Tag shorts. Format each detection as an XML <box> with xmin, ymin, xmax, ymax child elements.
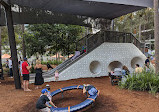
<box><xmin>39</xmin><ymin>107</ymin><xmax>50</xmax><ymax>112</ymax></box>
<box><xmin>88</xmin><ymin>88</ymin><xmax>98</xmax><ymax>96</ymax></box>
<box><xmin>23</xmin><ymin>74</ymin><xmax>30</xmax><ymax>80</ymax></box>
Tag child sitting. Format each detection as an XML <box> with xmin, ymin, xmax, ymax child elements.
<box><xmin>36</xmin><ymin>89</ymin><xmax>57</xmax><ymax>112</ymax></box>
<box><xmin>83</xmin><ymin>84</ymin><xmax>98</xmax><ymax>96</ymax></box>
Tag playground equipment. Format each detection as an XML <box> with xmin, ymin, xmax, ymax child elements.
<box><xmin>29</xmin><ymin>31</ymin><xmax>154</xmax><ymax>83</ymax></box>
<box><xmin>50</xmin><ymin>85</ymin><xmax>98</xmax><ymax>112</ymax></box>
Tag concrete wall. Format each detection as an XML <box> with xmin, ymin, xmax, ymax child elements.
<box><xmin>58</xmin><ymin>43</ymin><xmax>147</xmax><ymax>81</ymax></box>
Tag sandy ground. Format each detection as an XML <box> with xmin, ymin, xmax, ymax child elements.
<box><xmin>0</xmin><ymin>76</ymin><xmax>159</xmax><ymax>112</ymax></box>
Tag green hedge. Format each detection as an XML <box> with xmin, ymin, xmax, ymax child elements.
<box><xmin>119</xmin><ymin>71</ymin><xmax>159</xmax><ymax>95</ymax></box>
<box><xmin>41</xmin><ymin>60</ymin><xmax>63</xmax><ymax>65</ymax></box>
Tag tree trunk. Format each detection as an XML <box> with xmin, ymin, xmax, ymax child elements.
<box><xmin>154</xmin><ymin>0</ymin><xmax>159</xmax><ymax>74</ymax></box>
<box><xmin>0</xmin><ymin>27</ymin><xmax>4</xmax><ymax>80</ymax></box>
<box><xmin>22</xmin><ymin>24</ymin><xmax>26</xmax><ymax>59</ymax></box>
<box><xmin>5</xmin><ymin>5</ymin><xmax>21</xmax><ymax>89</ymax></box>
<box><xmin>139</xmin><ymin>23</ymin><xmax>141</xmax><ymax>42</ymax></box>
<box><xmin>56</xmin><ymin>52</ymin><xmax>58</xmax><ymax>61</ymax></box>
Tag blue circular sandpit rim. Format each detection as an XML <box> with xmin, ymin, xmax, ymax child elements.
<box><xmin>50</xmin><ymin>85</ymin><xmax>98</xmax><ymax>112</ymax></box>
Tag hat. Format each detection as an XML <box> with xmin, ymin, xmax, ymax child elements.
<box><xmin>41</xmin><ymin>89</ymin><xmax>48</xmax><ymax>94</ymax></box>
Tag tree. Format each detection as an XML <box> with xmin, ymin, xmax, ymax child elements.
<box><xmin>114</xmin><ymin>8</ymin><xmax>154</xmax><ymax>41</ymax></box>
<box><xmin>25</xmin><ymin>24</ymin><xmax>85</xmax><ymax>58</ymax></box>
<box><xmin>154</xmin><ymin>0</ymin><xmax>159</xmax><ymax>74</ymax></box>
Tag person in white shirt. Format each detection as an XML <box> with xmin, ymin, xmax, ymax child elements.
<box><xmin>19</xmin><ymin>57</ymin><xmax>23</xmax><ymax>76</ymax></box>
<box><xmin>8</xmin><ymin>57</ymin><xmax>13</xmax><ymax>78</ymax></box>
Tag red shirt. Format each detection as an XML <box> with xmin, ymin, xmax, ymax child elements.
<box><xmin>22</xmin><ymin>61</ymin><xmax>29</xmax><ymax>74</ymax></box>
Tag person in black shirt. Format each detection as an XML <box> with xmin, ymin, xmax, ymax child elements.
<box><xmin>36</xmin><ymin>89</ymin><xmax>57</xmax><ymax>112</ymax></box>
<box><xmin>47</xmin><ymin>62</ymin><xmax>53</xmax><ymax>70</ymax></box>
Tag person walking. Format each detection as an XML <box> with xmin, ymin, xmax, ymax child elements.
<box><xmin>34</xmin><ymin>60</ymin><xmax>44</xmax><ymax>89</ymax></box>
<box><xmin>8</xmin><ymin>57</ymin><xmax>13</xmax><ymax>78</ymax></box>
<box><xmin>22</xmin><ymin>58</ymin><xmax>31</xmax><ymax>91</ymax></box>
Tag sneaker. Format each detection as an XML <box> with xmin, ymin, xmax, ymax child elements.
<box><xmin>9</xmin><ymin>76</ymin><xmax>13</xmax><ymax>78</ymax></box>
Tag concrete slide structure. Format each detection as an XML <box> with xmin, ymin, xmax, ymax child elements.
<box><xmin>42</xmin><ymin>43</ymin><xmax>150</xmax><ymax>82</ymax></box>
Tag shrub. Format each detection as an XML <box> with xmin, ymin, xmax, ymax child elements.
<box><xmin>41</xmin><ymin>60</ymin><xmax>63</xmax><ymax>65</ymax></box>
<box><xmin>52</xmin><ymin>60</ymin><xmax>63</xmax><ymax>65</ymax></box>
<box><xmin>118</xmin><ymin>71</ymin><xmax>159</xmax><ymax>95</ymax></box>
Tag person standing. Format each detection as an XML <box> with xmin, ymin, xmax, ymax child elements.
<box><xmin>19</xmin><ymin>57</ymin><xmax>23</xmax><ymax>76</ymax></box>
<box><xmin>6</xmin><ymin>59</ymin><xmax>9</xmax><ymax>68</ymax></box>
<box><xmin>145</xmin><ymin>57</ymin><xmax>150</xmax><ymax>67</ymax></box>
<box><xmin>34</xmin><ymin>60</ymin><xmax>44</xmax><ymax>89</ymax></box>
<box><xmin>22</xmin><ymin>57</ymin><xmax>31</xmax><ymax>91</ymax></box>
<box><xmin>8</xmin><ymin>57</ymin><xmax>13</xmax><ymax>78</ymax></box>
<box><xmin>47</xmin><ymin>62</ymin><xmax>53</xmax><ymax>71</ymax></box>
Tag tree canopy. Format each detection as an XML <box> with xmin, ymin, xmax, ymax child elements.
<box><xmin>114</xmin><ymin>8</ymin><xmax>154</xmax><ymax>41</ymax></box>
<box><xmin>25</xmin><ymin>24</ymin><xmax>85</xmax><ymax>57</ymax></box>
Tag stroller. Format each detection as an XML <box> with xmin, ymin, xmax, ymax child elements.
<box><xmin>109</xmin><ymin>68</ymin><xmax>123</xmax><ymax>86</ymax></box>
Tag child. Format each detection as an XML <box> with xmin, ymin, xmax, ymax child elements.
<box><xmin>55</xmin><ymin>70</ymin><xmax>59</xmax><ymax>81</ymax></box>
<box><xmin>83</xmin><ymin>84</ymin><xmax>98</xmax><ymax>96</ymax></box>
<box><xmin>46</xmin><ymin>84</ymin><xmax>52</xmax><ymax>106</ymax></box>
<box><xmin>36</xmin><ymin>89</ymin><xmax>57</xmax><ymax>112</ymax></box>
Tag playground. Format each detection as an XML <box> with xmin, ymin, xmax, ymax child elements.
<box><xmin>1</xmin><ymin>0</ymin><xmax>159</xmax><ymax>112</ymax></box>
<box><xmin>0</xmin><ymin>76</ymin><xmax>159</xmax><ymax>112</ymax></box>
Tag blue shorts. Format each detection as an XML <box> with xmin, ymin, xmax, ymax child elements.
<box><xmin>88</xmin><ymin>88</ymin><xmax>98</xmax><ymax>96</ymax></box>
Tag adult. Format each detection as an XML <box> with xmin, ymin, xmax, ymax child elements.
<box><xmin>36</xmin><ymin>89</ymin><xmax>57</xmax><ymax>112</ymax></box>
<box><xmin>8</xmin><ymin>57</ymin><xmax>13</xmax><ymax>78</ymax></box>
<box><xmin>122</xmin><ymin>66</ymin><xmax>130</xmax><ymax>75</ymax></box>
<box><xmin>19</xmin><ymin>57</ymin><xmax>23</xmax><ymax>76</ymax></box>
<box><xmin>19</xmin><ymin>57</ymin><xmax>24</xmax><ymax>88</ymax></box>
<box><xmin>83</xmin><ymin>84</ymin><xmax>98</xmax><ymax>96</ymax></box>
<box><xmin>45</xmin><ymin>84</ymin><xmax>52</xmax><ymax>106</ymax></box>
<box><xmin>135</xmin><ymin>64</ymin><xmax>143</xmax><ymax>74</ymax></box>
<box><xmin>145</xmin><ymin>57</ymin><xmax>150</xmax><ymax>67</ymax></box>
<box><xmin>34</xmin><ymin>60</ymin><xmax>44</xmax><ymax>89</ymax></box>
<box><xmin>47</xmin><ymin>62</ymin><xmax>53</xmax><ymax>70</ymax></box>
<box><xmin>5</xmin><ymin>59</ymin><xmax>9</xmax><ymax>68</ymax></box>
<box><xmin>22</xmin><ymin>57</ymin><xmax>31</xmax><ymax>91</ymax></box>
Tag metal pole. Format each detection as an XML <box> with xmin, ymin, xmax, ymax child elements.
<box><xmin>5</xmin><ymin>4</ymin><xmax>21</xmax><ymax>89</ymax></box>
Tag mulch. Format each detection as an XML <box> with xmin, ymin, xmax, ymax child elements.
<box><xmin>0</xmin><ymin>76</ymin><xmax>159</xmax><ymax>112</ymax></box>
